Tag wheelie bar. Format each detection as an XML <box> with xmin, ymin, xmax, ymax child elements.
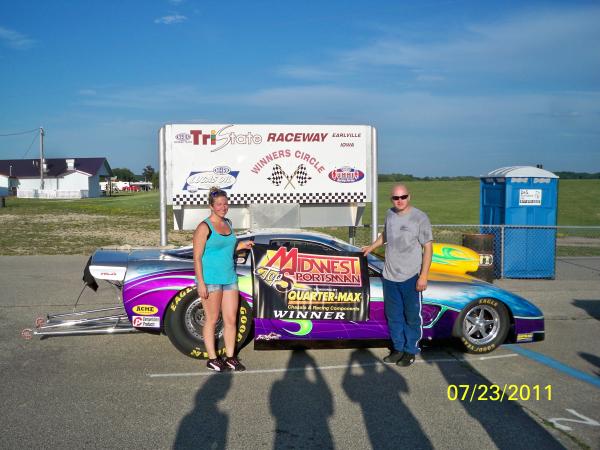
<box><xmin>30</xmin><ymin>306</ymin><xmax>138</xmax><ymax>337</ymax></box>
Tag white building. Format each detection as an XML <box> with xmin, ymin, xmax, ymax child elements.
<box><xmin>0</xmin><ymin>157</ymin><xmax>113</xmax><ymax>199</ymax></box>
<box><xmin>0</xmin><ymin>173</ymin><xmax>12</xmax><ymax>197</ymax></box>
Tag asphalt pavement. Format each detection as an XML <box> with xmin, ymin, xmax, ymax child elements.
<box><xmin>1</xmin><ymin>256</ymin><xmax>599</xmax><ymax>449</ymax></box>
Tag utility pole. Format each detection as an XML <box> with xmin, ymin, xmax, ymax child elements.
<box><xmin>39</xmin><ymin>127</ymin><xmax>45</xmax><ymax>190</ymax></box>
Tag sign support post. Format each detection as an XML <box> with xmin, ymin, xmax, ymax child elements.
<box><xmin>159</xmin><ymin>127</ymin><xmax>168</xmax><ymax>246</ymax></box>
<box><xmin>371</xmin><ymin>127</ymin><xmax>378</xmax><ymax>243</ymax></box>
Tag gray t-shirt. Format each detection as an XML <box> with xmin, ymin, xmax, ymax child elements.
<box><xmin>383</xmin><ymin>206</ymin><xmax>433</xmax><ymax>282</ymax></box>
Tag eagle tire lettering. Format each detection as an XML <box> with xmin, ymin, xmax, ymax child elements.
<box><xmin>164</xmin><ymin>286</ymin><xmax>253</xmax><ymax>360</ymax></box>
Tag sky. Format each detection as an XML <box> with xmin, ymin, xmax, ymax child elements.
<box><xmin>0</xmin><ymin>0</ymin><xmax>599</xmax><ymax>177</ymax></box>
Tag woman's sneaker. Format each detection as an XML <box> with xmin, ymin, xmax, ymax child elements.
<box><xmin>207</xmin><ymin>358</ymin><xmax>229</xmax><ymax>372</ymax></box>
<box><xmin>225</xmin><ymin>356</ymin><xmax>246</xmax><ymax>372</ymax></box>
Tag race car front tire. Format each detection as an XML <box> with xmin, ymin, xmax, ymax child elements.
<box><xmin>164</xmin><ymin>286</ymin><xmax>253</xmax><ymax>360</ymax></box>
<box><xmin>455</xmin><ymin>298</ymin><xmax>510</xmax><ymax>354</ymax></box>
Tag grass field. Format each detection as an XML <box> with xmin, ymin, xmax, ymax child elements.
<box><xmin>0</xmin><ymin>192</ymin><xmax>192</xmax><ymax>255</ymax></box>
<box><xmin>1</xmin><ymin>180</ymin><xmax>598</xmax><ymax>255</ymax></box>
<box><xmin>366</xmin><ymin>179</ymin><xmax>600</xmax><ymax>225</ymax></box>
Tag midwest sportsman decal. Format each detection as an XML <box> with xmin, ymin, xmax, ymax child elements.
<box><xmin>252</xmin><ymin>244</ymin><xmax>370</xmax><ymax>321</ymax></box>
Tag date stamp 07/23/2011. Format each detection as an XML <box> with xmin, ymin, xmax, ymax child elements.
<box><xmin>447</xmin><ymin>384</ymin><xmax>552</xmax><ymax>402</ymax></box>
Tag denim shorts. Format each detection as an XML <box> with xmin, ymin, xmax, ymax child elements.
<box><xmin>206</xmin><ymin>283</ymin><xmax>239</xmax><ymax>293</ymax></box>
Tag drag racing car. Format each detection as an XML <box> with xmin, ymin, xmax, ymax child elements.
<box><xmin>32</xmin><ymin>230</ymin><xmax>544</xmax><ymax>358</ymax></box>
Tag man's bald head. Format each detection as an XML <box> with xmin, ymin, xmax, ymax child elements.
<box><xmin>391</xmin><ymin>184</ymin><xmax>409</xmax><ymax>196</ymax></box>
<box><xmin>390</xmin><ymin>184</ymin><xmax>411</xmax><ymax>212</ymax></box>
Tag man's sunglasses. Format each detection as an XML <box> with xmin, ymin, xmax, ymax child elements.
<box><xmin>391</xmin><ymin>194</ymin><xmax>409</xmax><ymax>200</ymax></box>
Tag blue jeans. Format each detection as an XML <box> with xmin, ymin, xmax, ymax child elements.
<box><xmin>383</xmin><ymin>275</ymin><xmax>422</xmax><ymax>355</ymax></box>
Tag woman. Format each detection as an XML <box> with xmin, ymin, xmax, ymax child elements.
<box><xmin>193</xmin><ymin>187</ymin><xmax>253</xmax><ymax>372</ymax></box>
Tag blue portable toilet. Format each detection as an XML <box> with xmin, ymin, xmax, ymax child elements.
<box><xmin>480</xmin><ymin>166</ymin><xmax>559</xmax><ymax>279</ymax></box>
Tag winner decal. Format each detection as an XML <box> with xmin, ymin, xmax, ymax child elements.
<box><xmin>252</xmin><ymin>244</ymin><xmax>370</xmax><ymax>321</ymax></box>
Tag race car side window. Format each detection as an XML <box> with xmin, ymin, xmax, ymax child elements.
<box><xmin>368</xmin><ymin>265</ymin><xmax>382</xmax><ymax>278</ymax></box>
<box><xmin>269</xmin><ymin>239</ymin><xmax>331</xmax><ymax>255</ymax></box>
<box><xmin>269</xmin><ymin>239</ymin><xmax>292</xmax><ymax>249</ymax></box>
<box><xmin>236</xmin><ymin>248</ymin><xmax>251</xmax><ymax>266</ymax></box>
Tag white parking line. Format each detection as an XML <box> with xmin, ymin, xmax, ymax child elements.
<box><xmin>147</xmin><ymin>353</ymin><xmax>519</xmax><ymax>378</ymax></box>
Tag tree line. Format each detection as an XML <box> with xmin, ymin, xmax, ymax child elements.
<box><xmin>553</xmin><ymin>172</ymin><xmax>600</xmax><ymax>179</ymax></box>
<box><xmin>109</xmin><ymin>168</ymin><xmax>599</xmax><ymax>187</ymax></box>
<box><xmin>112</xmin><ymin>165</ymin><xmax>159</xmax><ymax>188</ymax></box>
<box><xmin>379</xmin><ymin>172</ymin><xmax>599</xmax><ymax>181</ymax></box>
<box><xmin>378</xmin><ymin>173</ymin><xmax>477</xmax><ymax>181</ymax></box>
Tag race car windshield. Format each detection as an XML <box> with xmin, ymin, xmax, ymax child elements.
<box><xmin>329</xmin><ymin>237</ymin><xmax>384</xmax><ymax>266</ymax></box>
<box><xmin>165</xmin><ymin>247</ymin><xmax>193</xmax><ymax>259</ymax></box>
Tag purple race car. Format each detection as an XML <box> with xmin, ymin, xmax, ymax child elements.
<box><xmin>33</xmin><ymin>229</ymin><xmax>544</xmax><ymax>358</ymax></box>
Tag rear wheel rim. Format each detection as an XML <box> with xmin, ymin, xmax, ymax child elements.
<box><xmin>184</xmin><ymin>298</ymin><xmax>223</xmax><ymax>341</ymax></box>
<box><xmin>462</xmin><ymin>304</ymin><xmax>500</xmax><ymax>345</ymax></box>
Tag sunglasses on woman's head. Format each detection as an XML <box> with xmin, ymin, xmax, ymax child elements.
<box><xmin>391</xmin><ymin>194</ymin><xmax>409</xmax><ymax>200</ymax></box>
<box><xmin>211</xmin><ymin>190</ymin><xmax>226</xmax><ymax>197</ymax></box>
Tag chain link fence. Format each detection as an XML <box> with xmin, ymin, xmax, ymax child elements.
<box><xmin>318</xmin><ymin>224</ymin><xmax>600</xmax><ymax>279</ymax></box>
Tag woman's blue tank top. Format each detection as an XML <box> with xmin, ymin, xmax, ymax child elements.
<box><xmin>201</xmin><ymin>218</ymin><xmax>237</xmax><ymax>284</ymax></box>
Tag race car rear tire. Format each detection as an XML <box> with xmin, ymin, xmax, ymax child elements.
<box><xmin>456</xmin><ymin>298</ymin><xmax>509</xmax><ymax>354</ymax></box>
<box><xmin>164</xmin><ymin>286</ymin><xmax>253</xmax><ymax>360</ymax></box>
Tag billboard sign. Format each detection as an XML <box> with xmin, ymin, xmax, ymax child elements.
<box><xmin>164</xmin><ymin>124</ymin><xmax>373</xmax><ymax>206</ymax></box>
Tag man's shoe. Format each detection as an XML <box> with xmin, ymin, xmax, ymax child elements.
<box><xmin>397</xmin><ymin>352</ymin><xmax>416</xmax><ymax>367</ymax></box>
<box><xmin>383</xmin><ymin>350</ymin><xmax>404</xmax><ymax>364</ymax></box>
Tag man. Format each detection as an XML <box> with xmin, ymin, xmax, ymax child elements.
<box><xmin>362</xmin><ymin>184</ymin><xmax>433</xmax><ymax>367</ymax></box>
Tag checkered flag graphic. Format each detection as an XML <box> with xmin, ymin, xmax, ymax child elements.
<box><xmin>295</xmin><ymin>164</ymin><xmax>311</xmax><ymax>186</ymax></box>
<box><xmin>267</xmin><ymin>164</ymin><xmax>286</xmax><ymax>186</ymax></box>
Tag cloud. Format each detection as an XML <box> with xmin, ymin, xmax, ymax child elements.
<box><xmin>238</xmin><ymin>85</ymin><xmax>599</xmax><ymax>124</ymax></box>
<box><xmin>79</xmin><ymin>81</ymin><xmax>600</xmax><ymax>135</ymax></box>
<box><xmin>415</xmin><ymin>74</ymin><xmax>445</xmax><ymax>83</ymax></box>
<box><xmin>277</xmin><ymin>65</ymin><xmax>338</xmax><ymax>81</ymax></box>
<box><xmin>77</xmin><ymin>85</ymin><xmax>206</xmax><ymax>109</ymax></box>
<box><xmin>240</xmin><ymin>85</ymin><xmax>368</xmax><ymax>110</ymax></box>
<box><xmin>340</xmin><ymin>7</ymin><xmax>600</xmax><ymax>86</ymax></box>
<box><xmin>154</xmin><ymin>14</ymin><xmax>187</xmax><ymax>25</ymax></box>
<box><xmin>0</xmin><ymin>26</ymin><xmax>35</xmax><ymax>49</ymax></box>
<box><xmin>52</xmin><ymin>81</ymin><xmax>600</xmax><ymax>176</ymax></box>
<box><xmin>274</xmin><ymin>6</ymin><xmax>600</xmax><ymax>89</ymax></box>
